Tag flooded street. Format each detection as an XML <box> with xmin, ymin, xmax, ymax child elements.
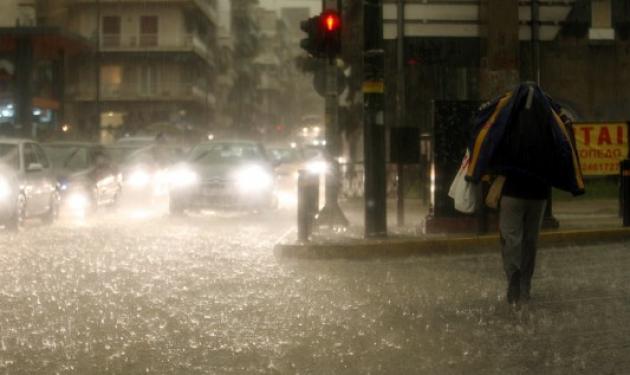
<box><xmin>0</xmin><ymin>208</ymin><xmax>628</xmax><ymax>374</ymax></box>
<box><xmin>1</xmin><ymin>0</ymin><xmax>629</xmax><ymax>373</ymax></box>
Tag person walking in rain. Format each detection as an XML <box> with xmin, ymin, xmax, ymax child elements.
<box><xmin>466</xmin><ymin>82</ymin><xmax>585</xmax><ymax>306</ymax></box>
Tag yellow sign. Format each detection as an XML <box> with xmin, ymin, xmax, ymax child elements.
<box><xmin>362</xmin><ymin>80</ymin><xmax>384</xmax><ymax>94</ymax></box>
<box><xmin>574</xmin><ymin>123</ymin><xmax>628</xmax><ymax>175</ymax></box>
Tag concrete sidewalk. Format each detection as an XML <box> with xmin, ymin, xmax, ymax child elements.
<box><xmin>275</xmin><ymin>198</ymin><xmax>630</xmax><ymax>259</ymax></box>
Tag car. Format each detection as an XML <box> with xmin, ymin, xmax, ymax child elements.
<box><xmin>114</xmin><ymin>135</ymin><xmax>159</xmax><ymax>147</ymax></box>
<box><xmin>266</xmin><ymin>144</ymin><xmax>307</xmax><ymax>207</ymax></box>
<box><xmin>104</xmin><ymin>143</ymin><xmax>185</xmax><ymax>204</ymax></box>
<box><xmin>42</xmin><ymin>142</ymin><xmax>122</xmax><ymax>213</ymax></box>
<box><xmin>0</xmin><ymin>138</ymin><xmax>59</xmax><ymax>230</ymax></box>
<box><xmin>115</xmin><ymin>131</ymin><xmax>180</xmax><ymax>147</ymax></box>
<box><xmin>168</xmin><ymin>140</ymin><xmax>277</xmax><ymax>214</ymax></box>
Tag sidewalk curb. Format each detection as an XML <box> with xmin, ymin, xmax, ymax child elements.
<box><xmin>274</xmin><ymin>227</ymin><xmax>630</xmax><ymax>259</ymax></box>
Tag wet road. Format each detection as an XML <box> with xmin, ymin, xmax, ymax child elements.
<box><xmin>0</xmin><ymin>206</ymin><xmax>629</xmax><ymax>374</ymax></box>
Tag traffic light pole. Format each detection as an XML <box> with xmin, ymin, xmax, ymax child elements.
<box><xmin>314</xmin><ymin>0</ymin><xmax>349</xmax><ymax>230</ymax></box>
<box><xmin>364</xmin><ymin>0</ymin><xmax>387</xmax><ymax>237</ymax></box>
<box><xmin>396</xmin><ymin>0</ymin><xmax>406</xmax><ymax>227</ymax></box>
<box><xmin>315</xmin><ymin>58</ymin><xmax>349</xmax><ymax>229</ymax></box>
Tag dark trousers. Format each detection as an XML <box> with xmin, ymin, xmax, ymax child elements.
<box><xmin>499</xmin><ymin>196</ymin><xmax>547</xmax><ymax>296</ymax></box>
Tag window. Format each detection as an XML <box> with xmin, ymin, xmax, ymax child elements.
<box><xmin>138</xmin><ymin>65</ymin><xmax>158</xmax><ymax>95</ymax></box>
<box><xmin>32</xmin><ymin>144</ymin><xmax>50</xmax><ymax>169</ymax></box>
<box><xmin>44</xmin><ymin>146</ymin><xmax>88</xmax><ymax>170</ymax></box>
<box><xmin>102</xmin><ymin>16</ymin><xmax>121</xmax><ymax>47</ymax></box>
<box><xmin>23</xmin><ymin>144</ymin><xmax>37</xmax><ymax>170</ymax></box>
<box><xmin>101</xmin><ymin>65</ymin><xmax>123</xmax><ymax>96</ymax></box>
<box><xmin>189</xmin><ymin>143</ymin><xmax>263</xmax><ymax>163</ymax></box>
<box><xmin>0</xmin><ymin>144</ymin><xmax>19</xmax><ymax>170</ymax></box>
<box><xmin>139</xmin><ymin>16</ymin><xmax>158</xmax><ymax>47</ymax></box>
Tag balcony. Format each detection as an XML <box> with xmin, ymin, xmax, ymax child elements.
<box><xmin>69</xmin><ymin>0</ymin><xmax>217</xmax><ymax>24</ymax></box>
<box><xmin>100</xmin><ymin>33</ymin><xmax>211</xmax><ymax>63</ymax></box>
<box><xmin>68</xmin><ymin>81</ymin><xmax>210</xmax><ymax>105</ymax></box>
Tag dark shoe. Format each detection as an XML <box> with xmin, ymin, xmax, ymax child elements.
<box><xmin>520</xmin><ymin>289</ymin><xmax>530</xmax><ymax>303</ymax></box>
<box><xmin>507</xmin><ymin>271</ymin><xmax>521</xmax><ymax>304</ymax></box>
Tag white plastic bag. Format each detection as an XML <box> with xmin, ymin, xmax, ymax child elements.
<box><xmin>448</xmin><ymin>150</ymin><xmax>479</xmax><ymax>213</ymax></box>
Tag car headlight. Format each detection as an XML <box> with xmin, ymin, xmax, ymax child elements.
<box><xmin>169</xmin><ymin>167</ymin><xmax>199</xmax><ymax>188</ymax></box>
<box><xmin>57</xmin><ymin>178</ymin><xmax>69</xmax><ymax>191</ymax></box>
<box><xmin>127</xmin><ymin>169</ymin><xmax>151</xmax><ymax>188</ymax></box>
<box><xmin>305</xmin><ymin>160</ymin><xmax>329</xmax><ymax>175</ymax></box>
<box><xmin>67</xmin><ymin>192</ymin><xmax>89</xmax><ymax>211</ymax></box>
<box><xmin>0</xmin><ymin>176</ymin><xmax>11</xmax><ymax>199</ymax></box>
<box><xmin>235</xmin><ymin>165</ymin><xmax>273</xmax><ymax>192</ymax></box>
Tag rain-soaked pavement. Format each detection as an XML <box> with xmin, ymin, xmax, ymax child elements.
<box><xmin>0</xmin><ymin>205</ymin><xmax>629</xmax><ymax>374</ymax></box>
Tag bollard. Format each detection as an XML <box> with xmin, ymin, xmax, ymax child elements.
<box><xmin>297</xmin><ymin>170</ymin><xmax>320</xmax><ymax>241</ymax></box>
<box><xmin>620</xmin><ymin>160</ymin><xmax>630</xmax><ymax>227</ymax></box>
<box><xmin>297</xmin><ymin>170</ymin><xmax>309</xmax><ymax>242</ymax></box>
<box><xmin>306</xmin><ymin>172</ymin><xmax>320</xmax><ymax>227</ymax></box>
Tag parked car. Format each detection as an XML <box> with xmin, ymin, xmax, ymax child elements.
<box><xmin>42</xmin><ymin>142</ymin><xmax>121</xmax><ymax>213</ymax></box>
<box><xmin>0</xmin><ymin>138</ymin><xmax>59</xmax><ymax>230</ymax></box>
<box><xmin>168</xmin><ymin>140</ymin><xmax>277</xmax><ymax>214</ymax></box>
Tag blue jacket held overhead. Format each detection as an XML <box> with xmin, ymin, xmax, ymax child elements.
<box><xmin>466</xmin><ymin>83</ymin><xmax>585</xmax><ymax>196</ymax></box>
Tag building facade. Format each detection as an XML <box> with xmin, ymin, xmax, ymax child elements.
<box><xmin>40</xmin><ymin>0</ymin><xmax>218</xmax><ymax>142</ymax></box>
<box><xmin>383</xmin><ymin>0</ymin><xmax>630</xmax><ymax>134</ymax></box>
<box><xmin>0</xmin><ymin>0</ymin><xmax>91</xmax><ymax>138</ymax></box>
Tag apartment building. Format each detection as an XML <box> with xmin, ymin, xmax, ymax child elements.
<box><xmin>45</xmin><ymin>0</ymin><xmax>218</xmax><ymax>141</ymax></box>
<box><xmin>0</xmin><ymin>0</ymin><xmax>92</xmax><ymax>138</ymax></box>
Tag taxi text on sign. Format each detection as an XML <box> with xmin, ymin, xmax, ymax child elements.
<box><xmin>574</xmin><ymin>123</ymin><xmax>628</xmax><ymax>176</ymax></box>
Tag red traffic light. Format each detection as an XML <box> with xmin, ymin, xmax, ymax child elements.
<box><xmin>321</xmin><ymin>11</ymin><xmax>340</xmax><ymax>33</ymax></box>
<box><xmin>299</xmin><ymin>11</ymin><xmax>341</xmax><ymax>58</ymax></box>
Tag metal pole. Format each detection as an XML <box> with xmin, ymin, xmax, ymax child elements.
<box><xmin>531</xmin><ymin>0</ymin><xmax>540</xmax><ymax>84</ymax></box>
<box><xmin>623</xmin><ymin>122</ymin><xmax>630</xmax><ymax>217</ymax></box>
<box><xmin>532</xmin><ymin>0</ymin><xmax>557</xmax><ymax>226</ymax></box>
<box><xmin>622</xmin><ymin>160</ymin><xmax>630</xmax><ymax>227</ymax></box>
<box><xmin>396</xmin><ymin>0</ymin><xmax>405</xmax><ymax>226</ymax></box>
<box><xmin>364</xmin><ymin>0</ymin><xmax>387</xmax><ymax>237</ymax></box>
<box><xmin>297</xmin><ymin>171</ymin><xmax>310</xmax><ymax>242</ymax></box>
<box><xmin>95</xmin><ymin>0</ymin><xmax>102</xmax><ymax>141</ymax></box>
<box><xmin>396</xmin><ymin>163</ymin><xmax>404</xmax><ymax>226</ymax></box>
<box><xmin>325</xmin><ymin>58</ymin><xmax>339</xmax><ymax>180</ymax></box>
<box><xmin>315</xmin><ymin>0</ymin><xmax>349</xmax><ymax>229</ymax></box>
<box><xmin>298</xmin><ymin>170</ymin><xmax>321</xmax><ymax>241</ymax></box>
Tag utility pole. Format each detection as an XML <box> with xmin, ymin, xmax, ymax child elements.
<box><xmin>531</xmin><ymin>0</ymin><xmax>540</xmax><ymax>83</ymax></box>
<box><xmin>315</xmin><ymin>1</ymin><xmax>349</xmax><ymax>229</ymax></box>
<box><xmin>95</xmin><ymin>0</ymin><xmax>102</xmax><ymax>141</ymax></box>
<box><xmin>531</xmin><ymin>0</ymin><xmax>556</xmax><ymax>227</ymax></box>
<box><xmin>363</xmin><ymin>0</ymin><xmax>387</xmax><ymax>237</ymax></box>
<box><xmin>395</xmin><ymin>0</ymin><xmax>405</xmax><ymax>227</ymax></box>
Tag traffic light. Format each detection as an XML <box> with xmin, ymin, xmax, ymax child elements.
<box><xmin>320</xmin><ymin>10</ymin><xmax>341</xmax><ymax>57</ymax></box>
<box><xmin>300</xmin><ymin>16</ymin><xmax>321</xmax><ymax>57</ymax></box>
<box><xmin>299</xmin><ymin>10</ymin><xmax>342</xmax><ymax>59</ymax></box>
